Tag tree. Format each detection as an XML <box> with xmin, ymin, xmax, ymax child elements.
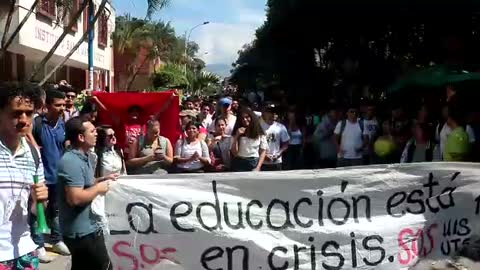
<box><xmin>39</xmin><ymin>0</ymin><xmax>173</xmax><ymax>85</ymax></box>
<box><xmin>112</xmin><ymin>17</ymin><xmax>178</xmax><ymax>91</ymax></box>
<box><xmin>1</xmin><ymin>0</ymin><xmax>15</xmax><ymax>49</ymax></box>
<box><xmin>39</xmin><ymin>0</ymin><xmax>109</xmax><ymax>85</ymax></box>
<box><xmin>1</xmin><ymin>0</ymin><xmax>38</xmax><ymax>59</ymax></box>
<box><xmin>127</xmin><ymin>21</ymin><xmax>176</xmax><ymax>90</ymax></box>
<box><xmin>187</xmin><ymin>70</ymin><xmax>220</xmax><ymax>95</ymax></box>
<box><xmin>145</xmin><ymin>0</ymin><xmax>171</xmax><ymax>19</ymax></box>
<box><xmin>112</xmin><ymin>15</ymin><xmax>147</xmax><ymax>55</ymax></box>
<box><xmin>150</xmin><ymin>64</ymin><xmax>220</xmax><ymax>95</ymax></box>
<box><xmin>151</xmin><ymin>63</ymin><xmax>188</xmax><ymax>90</ymax></box>
<box><xmin>231</xmin><ymin>0</ymin><xmax>480</xmax><ymax>103</ymax></box>
<box><xmin>29</xmin><ymin>0</ymin><xmax>89</xmax><ymax>80</ymax></box>
<box><xmin>167</xmin><ymin>37</ymin><xmax>200</xmax><ymax>65</ymax></box>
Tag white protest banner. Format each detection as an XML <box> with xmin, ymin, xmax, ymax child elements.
<box><xmin>105</xmin><ymin>162</ymin><xmax>480</xmax><ymax>270</ymax></box>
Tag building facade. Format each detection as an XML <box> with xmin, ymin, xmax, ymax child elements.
<box><xmin>0</xmin><ymin>0</ymin><xmax>115</xmax><ymax>91</ymax></box>
<box><xmin>114</xmin><ymin>47</ymin><xmax>163</xmax><ymax>92</ymax></box>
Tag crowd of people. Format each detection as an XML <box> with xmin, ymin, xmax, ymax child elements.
<box><xmin>167</xmin><ymin>87</ymin><xmax>478</xmax><ymax>174</ymax></box>
<box><xmin>0</xmin><ymin>79</ymin><xmax>478</xmax><ymax>270</ymax></box>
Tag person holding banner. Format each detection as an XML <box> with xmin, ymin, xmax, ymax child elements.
<box><xmin>57</xmin><ymin>117</ymin><xmax>118</xmax><ymax>270</ymax></box>
<box><xmin>95</xmin><ymin>125</ymin><xmax>127</xmax><ymax>177</ymax></box>
<box><xmin>231</xmin><ymin>108</ymin><xmax>268</xmax><ymax>171</ymax></box>
<box><xmin>0</xmin><ymin>82</ymin><xmax>49</xmax><ymax>270</ymax></box>
<box><xmin>173</xmin><ymin>122</ymin><xmax>210</xmax><ymax>173</ymax></box>
<box><xmin>93</xmin><ymin>126</ymin><xmax>127</xmax><ymax>234</ymax></box>
<box><xmin>90</xmin><ymin>91</ymin><xmax>177</xmax><ymax>158</ymax></box>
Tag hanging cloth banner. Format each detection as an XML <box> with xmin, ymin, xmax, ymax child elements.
<box><xmin>105</xmin><ymin>162</ymin><xmax>480</xmax><ymax>270</ymax></box>
<box><xmin>94</xmin><ymin>91</ymin><xmax>181</xmax><ymax>149</ymax></box>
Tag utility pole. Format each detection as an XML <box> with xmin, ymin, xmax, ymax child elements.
<box><xmin>88</xmin><ymin>0</ymin><xmax>94</xmax><ymax>90</ymax></box>
<box><xmin>184</xmin><ymin>21</ymin><xmax>209</xmax><ymax>75</ymax></box>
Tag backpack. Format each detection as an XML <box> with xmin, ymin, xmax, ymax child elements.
<box><xmin>26</xmin><ymin>140</ymin><xmax>41</xmax><ymax>174</ymax></box>
<box><xmin>32</xmin><ymin>115</ymin><xmax>43</xmax><ymax>147</ymax></box>
<box><xmin>338</xmin><ymin>119</ymin><xmax>364</xmax><ymax>143</ymax></box>
<box><xmin>405</xmin><ymin>140</ymin><xmax>434</xmax><ymax>163</ymax></box>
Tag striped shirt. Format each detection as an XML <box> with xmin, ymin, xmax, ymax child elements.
<box><xmin>0</xmin><ymin>137</ymin><xmax>44</xmax><ymax>261</ymax></box>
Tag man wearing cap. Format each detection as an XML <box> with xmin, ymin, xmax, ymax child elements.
<box><xmin>260</xmin><ymin>104</ymin><xmax>290</xmax><ymax>171</ymax></box>
<box><xmin>208</xmin><ymin>97</ymin><xmax>236</xmax><ymax>136</ymax></box>
<box><xmin>179</xmin><ymin>110</ymin><xmax>197</xmax><ymax>131</ymax></box>
<box><xmin>179</xmin><ymin>109</ymin><xmax>208</xmax><ymax>141</ymax></box>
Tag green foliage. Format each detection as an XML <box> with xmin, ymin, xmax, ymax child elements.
<box><xmin>112</xmin><ymin>15</ymin><xmax>148</xmax><ymax>54</ymax></box>
<box><xmin>113</xmin><ymin>14</ymin><xmax>219</xmax><ymax>94</ymax></box>
<box><xmin>187</xmin><ymin>70</ymin><xmax>221</xmax><ymax>95</ymax></box>
<box><xmin>151</xmin><ymin>64</ymin><xmax>220</xmax><ymax>95</ymax></box>
<box><xmin>145</xmin><ymin>0</ymin><xmax>171</xmax><ymax>19</ymax></box>
<box><xmin>151</xmin><ymin>63</ymin><xmax>188</xmax><ymax>89</ymax></box>
<box><xmin>230</xmin><ymin>0</ymin><xmax>480</xmax><ymax>102</ymax></box>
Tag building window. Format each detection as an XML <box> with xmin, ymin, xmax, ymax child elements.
<box><xmin>82</xmin><ymin>2</ymin><xmax>89</xmax><ymax>33</ymax></box>
<box><xmin>98</xmin><ymin>12</ymin><xmax>108</xmax><ymax>48</ymax></box>
<box><xmin>83</xmin><ymin>2</ymin><xmax>97</xmax><ymax>35</ymax></box>
<box><xmin>38</xmin><ymin>0</ymin><xmax>56</xmax><ymax>19</ymax></box>
<box><xmin>64</xmin><ymin>0</ymin><xmax>80</xmax><ymax>32</ymax></box>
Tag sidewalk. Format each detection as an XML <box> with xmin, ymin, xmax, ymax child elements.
<box><xmin>38</xmin><ymin>246</ymin><xmax>70</xmax><ymax>270</ymax></box>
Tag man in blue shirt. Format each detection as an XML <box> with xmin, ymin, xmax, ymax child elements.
<box><xmin>31</xmin><ymin>90</ymin><xmax>70</xmax><ymax>262</ymax></box>
<box><xmin>58</xmin><ymin>117</ymin><xmax>117</xmax><ymax>270</ymax></box>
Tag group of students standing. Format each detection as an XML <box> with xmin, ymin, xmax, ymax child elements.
<box><xmin>304</xmin><ymin>89</ymin><xmax>477</xmax><ymax>168</ymax></box>
<box><xmin>1</xmin><ymin>78</ymin><xmax>476</xmax><ymax>270</ymax></box>
<box><xmin>176</xmin><ymin>97</ymin><xmax>294</xmax><ymax>173</ymax></box>
<box><xmin>0</xmin><ymin>81</ymin><xmax>120</xmax><ymax>270</ymax></box>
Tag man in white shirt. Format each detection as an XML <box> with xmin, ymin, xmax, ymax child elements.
<box><xmin>0</xmin><ymin>82</ymin><xmax>48</xmax><ymax>269</ymax></box>
<box><xmin>362</xmin><ymin>104</ymin><xmax>379</xmax><ymax>164</ymax></box>
<box><xmin>199</xmin><ymin>103</ymin><xmax>212</xmax><ymax>129</ymax></box>
<box><xmin>334</xmin><ymin>106</ymin><xmax>368</xmax><ymax>167</ymax></box>
<box><xmin>208</xmin><ymin>97</ymin><xmax>236</xmax><ymax>136</ymax></box>
<box><xmin>260</xmin><ymin>104</ymin><xmax>290</xmax><ymax>171</ymax></box>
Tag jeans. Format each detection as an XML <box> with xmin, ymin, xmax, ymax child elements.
<box><xmin>337</xmin><ymin>158</ymin><xmax>363</xmax><ymax>167</ymax></box>
<box><xmin>318</xmin><ymin>158</ymin><xmax>337</xmax><ymax>169</ymax></box>
<box><xmin>231</xmin><ymin>157</ymin><xmax>258</xmax><ymax>172</ymax></box>
<box><xmin>64</xmin><ymin>231</ymin><xmax>112</xmax><ymax>270</ymax></box>
<box><xmin>261</xmin><ymin>163</ymin><xmax>283</xmax><ymax>171</ymax></box>
<box><xmin>283</xmin><ymin>144</ymin><xmax>303</xmax><ymax>170</ymax></box>
<box><xmin>30</xmin><ymin>184</ymin><xmax>62</xmax><ymax>247</ymax></box>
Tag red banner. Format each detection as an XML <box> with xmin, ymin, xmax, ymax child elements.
<box><xmin>94</xmin><ymin>91</ymin><xmax>180</xmax><ymax>149</ymax></box>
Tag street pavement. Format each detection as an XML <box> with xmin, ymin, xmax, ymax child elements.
<box><xmin>38</xmin><ymin>246</ymin><xmax>70</xmax><ymax>270</ymax></box>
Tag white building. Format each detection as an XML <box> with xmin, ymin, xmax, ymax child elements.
<box><xmin>0</xmin><ymin>0</ymin><xmax>115</xmax><ymax>91</ymax></box>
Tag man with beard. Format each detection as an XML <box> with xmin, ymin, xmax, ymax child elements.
<box><xmin>0</xmin><ymin>82</ymin><xmax>48</xmax><ymax>269</ymax></box>
<box><xmin>57</xmin><ymin>117</ymin><xmax>117</xmax><ymax>269</ymax></box>
<box><xmin>31</xmin><ymin>90</ymin><xmax>71</xmax><ymax>262</ymax></box>
<box><xmin>231</xmin><ymin>99</ymin><xmax>240</xmax><ymax>116</ymax></box>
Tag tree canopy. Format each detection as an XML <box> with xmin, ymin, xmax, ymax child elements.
<box><xmin>230</xmin><ymin>0</ymin><xmax>480</xmax><ymax>104</ymax></box>
<box><xmin>113</xmin><ymin>15</ymin><xmax>219</xmax><ymax>94</ymax></box>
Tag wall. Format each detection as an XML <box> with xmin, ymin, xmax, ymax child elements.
<box><xmin>1</xmin><ymin>0</ymin><xmax>115</xmax><ymax>87</ymax></box>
